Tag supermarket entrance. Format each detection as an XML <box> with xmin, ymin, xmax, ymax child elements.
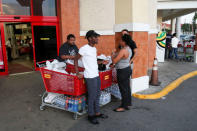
<box><xmin>4</xmin><ymin>22</ymin><xmax>34</xmax><ymax>74</ymax></box>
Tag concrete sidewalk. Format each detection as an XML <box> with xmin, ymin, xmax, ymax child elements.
<box><xmin>138</xmin><ymin>60</ymin><xmax>197</xmax><ymax>94</ymax></box>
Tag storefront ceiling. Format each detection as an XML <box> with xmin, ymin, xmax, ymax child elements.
<box><xmin>157</xmin><ymin>0</ymin><xmax>197</xmax><ymax>21</ymax></box>
<box><xmin>158</xmin><ymin>9</ymin><xmax>197</xmax><ymax>21</ymax></box>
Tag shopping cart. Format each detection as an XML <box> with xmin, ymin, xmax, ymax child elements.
<box><xmin>39</xmin><ymin>61</ymin><xmax>113</xmax><ymax>119</ymax></box>
<box><xmin>38</xmin><ymin>63</ymin><xmax>87</xmax><ymax>120</ymax></box>
<box><xmin>185</xmin><ymin>45</ymin><xmax>194</xmax><ymax>62</ymax></box>
<box><xmin>177</xmin><ymin>44</ymin><xmax>185</xmax><ymax>61</ymax></box>
<box><xmin>65</xmin><ymin>64</ymin><xmax>113</xmax><ymax>90</ymax></box>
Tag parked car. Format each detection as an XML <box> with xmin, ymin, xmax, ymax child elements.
<box><xmin>183</xmin><ymin>35</ymin><xmax>196</xmax><ymax>42</ymax></box>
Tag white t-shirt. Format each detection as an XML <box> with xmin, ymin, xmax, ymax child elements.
<box><xmin>171</xmin><ymin>37</ymin><xmax>179</xmax><ymax>48</ymax></box>
<box><xmin>79</xmin><ymin>44</ymin><xmax>99</xmax><ymax>78</ymax></box>
<box><xmin>6</xmin><ymin>40</ymin><xmax>11</xmax><ymax>48</ymax></box>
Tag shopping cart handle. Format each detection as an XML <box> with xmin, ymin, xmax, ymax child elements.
<box><xmin>36</xmin><ymin>59</ymin><xmax>54</xmax><ymax>68</ymax></box>
<box><xmin>36</xmin><ymin>62</ymin><xmax>46</xmax><ymax>68</ymax></box>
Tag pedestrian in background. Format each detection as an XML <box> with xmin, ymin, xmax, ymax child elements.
<box><xmin>6</xmin><ymin>38</ymin><xmax>12</xmax><ymax>61</ymax></box>
<box><xmin>165</xmin><ymin>31</ymin><xmax>172</xmax><ymax>59</ymax></box>
<box><xmin>170</xmin><ymin>33</ymin><xmax>179</xmax><ymax>60</ymax></box>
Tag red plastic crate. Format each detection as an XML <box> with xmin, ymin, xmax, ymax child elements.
<box><xmin>66</xmin><ymin>63</ymin><xmax>85</xmax><ymax>74</ymax></box>
<box><xmin>99</xmin><ymin>70</ymin><xmax>112</xmax><ymax>90</ymax></box>
<box><xmin>40</xmin><ymin>68</ymin><xmax>87</xmax><ymax>96</ymax></box>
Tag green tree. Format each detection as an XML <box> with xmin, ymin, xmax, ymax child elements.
<box><xmin>181</xmin><ymin>23</ymin><xmax>192</xmax><ymax>33</ymax></box>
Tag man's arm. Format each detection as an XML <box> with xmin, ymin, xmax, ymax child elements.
<box><xmin>74</xmin><ymin>53</ymin><xmax>83</xmax><ymax>78</ymax></box>
<box><xmin>60</xmin><ymin>55</ymin><xmax>75</xmax><ymax>60</ymax></box>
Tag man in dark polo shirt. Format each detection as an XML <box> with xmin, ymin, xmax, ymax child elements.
<box><xmin>58</xmin><ymin>34</ymin><xmax>79</xmax><ymax>62</ymax></box>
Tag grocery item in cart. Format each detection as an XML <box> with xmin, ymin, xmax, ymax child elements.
<box><xmin>66</xmin><ymin>59</ymin><xmax>84</xmax><ymax>68</ymax></box>
<box><xmin>51</xmin><ymin>95</ymin><xmax>66</xmax><ymax>108</ymax></box>
<box><xmin>108</xmin><ymin>84</ymin><xmax>122</xmax><ymax>99</ymax></box>
<box><xmin>112</xmin><ymin>68</ymin><xmax>117</xmax><ymax>83</ymax></box>
<box><xmin>45</xmin><ymin>60</ymin><xmax>68</xmax><ymax>74</ymax></box>
<box><xmin>99</xmin><ymin>91</ymin><xmax>111</xmax><ymax>106</ymax></box>
<box><xmin>65</xmin><ymin>96</ymin><xmax>86</xmax><ymax>112</ymax></box>
<box><xmin>97</xmin><ymin>55</ymin><xmax>112</xmax><ymax>70</ymax></box>
<box><xmin>44</xmin><ymin>92</ymin><xmax>63</xmax><ymax>104</ymax></box>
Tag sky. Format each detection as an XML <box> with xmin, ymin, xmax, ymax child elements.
<box><xmin>181</xmin><ymin>12</ymin><xmax>195</xmax><ymax>23</ymax></box>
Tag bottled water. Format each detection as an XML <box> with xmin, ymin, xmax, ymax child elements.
<box><xmin>99</xmin><ymin>91</ymin><xmax>111</xmax><ymax>106</ymax></box>
<box><xmin>52</xmin><ymin>96</ymin><xmax>66</xmax><ymax>108</ymax></box>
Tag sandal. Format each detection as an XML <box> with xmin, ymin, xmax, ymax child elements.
<box><xmin>113</xmin><ymin>107</ymin><xmax>126</xmax><ymax>112</ymax></box>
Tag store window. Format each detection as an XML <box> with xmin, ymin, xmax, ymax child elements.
<box><xmin>33</xmin><ymin>0</ymin><xmax>57</xmax><ymax>16</ymax></box>
<box><xmin>2</xmin><ymin>0</ymin><xmax>31</xmax><ymax>15</ymax></box>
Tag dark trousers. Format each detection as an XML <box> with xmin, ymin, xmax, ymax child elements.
<box><xmin>85</xmin><ymin>76</ymin><xmax>101</xmax><ymax>116</ymax></box>
<box><xmin>169</xmin><ymin>48</ymin><xmax>178</xmax><ymax>59</ymax></box>
<box><xmin>6</xmin><ymin>47</ymin><xmax>12</xmax><ymax>61</ymax></box>
<box><xmin>117</xmin><ymin>66</ymin><xmax>132</xmax><ymax>108</ymax></box>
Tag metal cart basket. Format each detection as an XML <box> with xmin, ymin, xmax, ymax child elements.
<box><xmin>39</xmin><ymin>66</ymin><xmax>87</xmax><ymax>120</ymax></box>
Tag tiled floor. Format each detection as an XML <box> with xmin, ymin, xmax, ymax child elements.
<box><xmin>8</xmin><ymin>57</ymin><xmax>34</xmax><ymax>74</ymax></box>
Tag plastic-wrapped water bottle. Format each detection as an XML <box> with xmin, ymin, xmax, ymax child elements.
<box><xmin>52</xmin><ymin>96</ymin><xmax>66</xmax><ymax>108</ymax></box>
<box><xmin>78</xmin><ymin>98</ymin><xmax>82</xmax><ymax>111</ymax></box>
<box><xmin>68</xmin><ymin>98</ymin><xmax>71</xmax><ymax>111</ymax></box>
<box><xmin>74</xmin><ymin>98</ymin><xmax>78</xmax><ymax>112</ymax></box>
<box><xmin>65</xmin><ymin>98</ymin><xmax>69</xmax><ymax>110</ymax></box>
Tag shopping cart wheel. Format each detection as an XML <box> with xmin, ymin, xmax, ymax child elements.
<box><xmin>73</xmin><ymin>113</ymin><xmax>78</xmax><ymax>120</ymax></box>
<box><xmin>40</xmin><ymin>105</ymin><xmax>45</xmax><ymax>111</ymax></box>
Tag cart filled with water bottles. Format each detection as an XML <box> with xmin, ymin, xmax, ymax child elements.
<box><xmin>38</xmin><ymin>59</ymin><xmax>113</xmax><ymax>120</ymax></box>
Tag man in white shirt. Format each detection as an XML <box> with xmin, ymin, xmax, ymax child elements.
<box><xmin>170</xmin><ymin>33</ymin><xmax>179</xmax><ymax>59</ymax></box>
<box><xmin>5</xmin><ymin>38</ymin><xmax>12</xmax><ymax>61</ymax></box>
<box><xmin>74</xmin><ymin>30</ymin><xmax>108</xmax><ymax>124</ymax></box>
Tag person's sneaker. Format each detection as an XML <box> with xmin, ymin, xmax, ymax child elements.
<box><xmin>88</xmin><ymin>116</ymin><xmax>99</xmax><ymax>125</ymax></box>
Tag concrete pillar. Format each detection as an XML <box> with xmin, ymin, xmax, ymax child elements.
<box><xmin>58</xmin><ymin>0</ymin><xmax>80</xmax><ymax>44</ymax></box>
<box><xmin>171</xmin><ymin>18</ymin><xmax>176</xmax><ymax>34</ymax></box>
<box><xmin>176</xmin><ymin>17</ymin><xmax>181</xmax><ymax>39</ymax></box>
<box><xmin>114</xmin><ymin>0</ymin><xmax>158</xmax><ymax>93</ymax></box>
<box><xmin>157</xmin><ymin>11</ymin><xmax>162</xmax><ymax>31</ymax></box>
<box><xmin>148</xmin><ymin>0</ymin><xmax>157</xmax><ymax>69</ymax></box>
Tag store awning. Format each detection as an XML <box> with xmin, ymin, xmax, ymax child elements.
<box><xmin>157</xmin><ymin>0</ymin><xmax>197</xmax><ymax>21</ymax></box>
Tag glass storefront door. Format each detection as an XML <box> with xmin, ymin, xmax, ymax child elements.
<box><xmin>31</xmin><ymin>23</ymin><xmax>59</xmax><ymax>70</ymax></box>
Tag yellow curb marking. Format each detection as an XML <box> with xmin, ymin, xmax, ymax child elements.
<box><xmin>132</xmin><ymin>71</ymin><xmax>197</xmax><ymax>99</ymax></box>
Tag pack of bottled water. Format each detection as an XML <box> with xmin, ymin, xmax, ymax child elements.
<box><xmin>99</xmin><ymin>91</ymin><xmax>111</xmax><ymax>106</ymax></box>
<box><xmin>51</xmin><ymin>95</ymin><xmax>66</xmax><ymax>108</ymax></box>
<box><xmin>51</xmin><ymin>95</ymin><xmax>86</xmax><ymax>112</ymax></box>
<box><xmin>107</xmin><ymin>84</ymin><xmax>122</xmax><ymax>100</ymax></box>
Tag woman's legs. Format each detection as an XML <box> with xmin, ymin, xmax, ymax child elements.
<box><xmin>117</xmin><ymin>67</ymin><xmax>132</xmax><ymax>109</ymax></box>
